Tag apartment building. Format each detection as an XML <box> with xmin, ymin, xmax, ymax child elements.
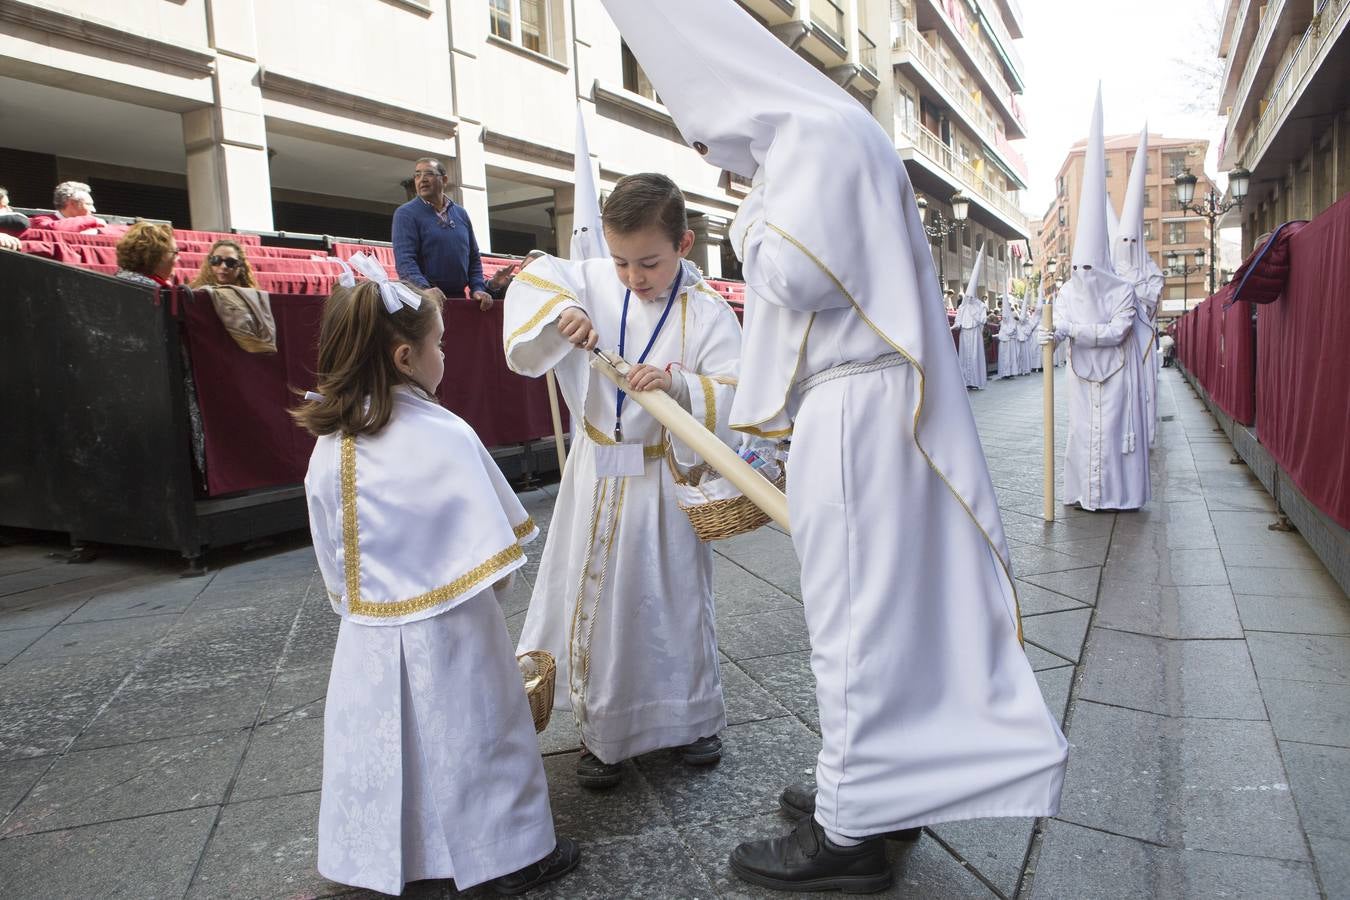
<box><xmin>0</xmin><ymin>0</ymin><xmax>1031</xmax><ymax>282</ymax></box>
<box><xmin>1035</xmin><ymin>135</ymin><xmax>1219</xmax><ymax>317</ymax></box>
<box><xmin>1216</xmin><ymin>0</ymin><xmax>1350</xmax><ymax>254</ymax></box>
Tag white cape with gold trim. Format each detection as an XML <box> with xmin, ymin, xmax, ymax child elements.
<box><xmin>599</xmin><ymin>0</ymin><xmax>1067</xmax><ymax>836</ymax></box>
<box><xmin>304</xmin><ymin>388</ymin><xmax>553</xmax><ymax>893</ymax></box>
<box><xmin>503</xmin><ymin>256</ymin><xmax>740</xmax><ymax>763</ymax></box>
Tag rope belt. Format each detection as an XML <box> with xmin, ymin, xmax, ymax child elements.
<box><xmin>798</xmin><ymin>352</ymin><xmax>909</xmax><ymax>397</ymax></box>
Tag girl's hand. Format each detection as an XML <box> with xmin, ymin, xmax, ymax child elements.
<box><xmin>557</xmin><ymin>308</ymin><xmax>599</xmax><ymax>350</ymax></box>
<box><xmin>627</xmin><ymin>363</ymin><xmax>672</xmax><ymax>393</ymax></box>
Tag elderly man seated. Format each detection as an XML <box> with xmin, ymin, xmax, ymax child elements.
<box><xmin>26</xmin><ymin>182</ymin><xmax>108</xmax><ymax>234</ymax></box>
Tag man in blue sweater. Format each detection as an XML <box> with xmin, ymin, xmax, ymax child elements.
<box><xmin>393</xmin><ymin>158</ymin><xmax>497</xmax><ymax>310</ymax></box>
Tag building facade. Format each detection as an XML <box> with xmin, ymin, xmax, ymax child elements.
<box><xmin>1035</xmin><ymin>134</ymin><xmax>1219</xmax><ymax>317</ymax></box>
<box><xmin>1216</xmin><ymin>0</ymin><xmax>1350</xmax><ymax>254</ymax></box>
<box><xmin>0</xmin><ymin>0</ymin><xmax>1030</xmax><ymax>282</ymax></box>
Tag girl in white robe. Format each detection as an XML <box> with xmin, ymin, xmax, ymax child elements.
<box><xmin>503</xmin><ymin>174</ymin><xmax>741</xmax><ymax>786</ymax></box>
<box><xmin>296</xmin><ymin>274</ymin><xmax>577</xmax><ymax>896</ymax></box>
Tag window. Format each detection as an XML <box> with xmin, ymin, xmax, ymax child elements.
<box><xmin>1165</xmin><ymin>153</ymin><xmax>1187</xmax><ymax>178</ymax></box>
<box><xmin>1143</xmin><ymin>221</ymin><xmax>1154</xmax><ymax>241</ymax></box>
<box><xmin>1143</xmin><ymin>188</ymin><xmax>1152</xmax><ymax>208</ymax></box>
<box><xmin>1057</xmin><ymin>205</ymin><xmax>1067</xmax><ymax>226</ymax></box>
<box><xmin>487</xmin><ymin>0</ymin><xmax>561</xmax><ymax>61</ymax></box>
<box><xmin>1057</xmin><ymin>175</ymin><xmax>1066</xmax><ymax>197</ymax></box>
<box><xmin>621</xmin><ymin>41</ymin><xmax>657</xmax><ymax>101</ymax></box>
<box><xmin>1165</xmin><ymin>190</ymin><xmax>1183</xmax><ymax>212</ymax></box>
<box><xmin>996</xmin><ymin>243</ymin><xmax>1005</xmax><ymax>261</ymax></box>
<box><xmin>1166</xmin><ymin>222</ymin><xmax>1186</xmax><ymax>244</ymax></box>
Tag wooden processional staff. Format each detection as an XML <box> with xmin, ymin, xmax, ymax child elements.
<box><xmin>1042</xmin><ymin>292</ymin><xmax>1056</xmax><ymax>522</ymax></box>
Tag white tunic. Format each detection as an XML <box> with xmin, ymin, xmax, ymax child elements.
<box><xmin>995</xmin><ymin>308</ymin><xmax>1018</xmax><ymax>379</ymax></box>
<box><xmin>1024</xmin><ymin>307</ymin><xmax>1043</xmax><ymax>371</ymax></box>
<box><xmin>304</xmin><ymin>389</ymin><xmax>554</xmax><ymax>894</ymax></box>
<box><xmin>954</xmin><ymin>297</ymin><xmax>988</xmax><ymax>389</ymax></box>
<box><xmin>503</xmin><ymin>256</ymin><xmax>739</xmax><ymax>764</ymax></box>
<box><xmin>1058</xmin><ymin>280</ymin><xmax>1152</xmax><ymax>511</ymax></box>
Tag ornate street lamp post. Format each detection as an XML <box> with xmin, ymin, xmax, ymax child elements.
<box><xmin>916</xmin><ymin>191</ymin><xmax>970</xmax><ymax>293</ymax></box>
<box><xmin>1166</xmin><ymin>247</ymin><xmax>1207</xmax><ymax>311</ymax></box>
<box><xmin>1173</xmin><ymin>166</ymin><xmax>1250</xmax><ymax>295</ymax></box>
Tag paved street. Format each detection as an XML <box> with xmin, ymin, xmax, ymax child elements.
<box><xmin>0</xmin><ymin>367</ymin><xmax>1345</xmax><ymax>899</ymax></box>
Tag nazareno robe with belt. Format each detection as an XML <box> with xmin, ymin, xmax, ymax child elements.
<box><xmin>503</xmin><ymin>256</ymin><xmax>740</xmax><ymax>764</ymax></box>
<box><xmin>953</xmin><ymin>295</ymin><xmax>988</xmax><ymax>389</ymax></box>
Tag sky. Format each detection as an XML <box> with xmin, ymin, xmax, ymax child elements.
<box><xmin>1014</xmin><ymin>0</ymin><xmax>1229</xmax><ymax>218</ymax></box>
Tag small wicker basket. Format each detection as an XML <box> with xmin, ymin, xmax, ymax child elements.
<box><xmin>517</xmin><ymin>650</ymin><xmax>556</xmax><ymax>734</ymax></box>
<box><xmin>668</xmin><ymin>452</ymin><xmax>786</xmax><ymax>542</ymax></box>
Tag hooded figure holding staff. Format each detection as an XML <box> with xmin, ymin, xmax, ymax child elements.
<box><xmin>1040</xmin><ymin>88</ymin><xmax>1152</xmax><ymax>511</ymax></box>
<box><xmin>952</xmin><ymin>248</ymin><xmax>989</xmax><ymax>389</ymax></box>
<box><xmin>599</xmin><ymin>0</ymin><xmax>1067</xmax><ymax>891</ymax></box>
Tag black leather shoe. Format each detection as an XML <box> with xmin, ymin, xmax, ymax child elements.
<box><xmin>778</xmin><ymin>784</ymin><xmax>921</xmax><ymax>843</ymax></box>
<box><xmin>729</xmin><ymin>817</ymin><xmax>891</xmax><ymax>893</ymax></box>
<box><xmin>681</xmin><ymin>735</ymin><xmax>723</xmax><ymax>766</ymax></box>
<box><xmin>577</xmin><ymin>748</ymin><xmax>622</xmax><ymax>789</ymax></box>
<box><xmin>492</xmin><ymin>836</ymin><xmax>581</xmax><ymax>895</ymax></box>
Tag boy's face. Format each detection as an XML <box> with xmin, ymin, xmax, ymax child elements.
<box><xmin>605</xmin><ymin>225</ymin><xmax>695</xmax><ymax>302</ymax></box>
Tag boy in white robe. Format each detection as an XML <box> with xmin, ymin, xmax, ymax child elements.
<box><xmin>503</xmin><ymin>173</ymin><xmax>741</xmax><ymax>789</ymax></box>
<box><xmin>295</xmin><ymin>268</ymin><xmax>577</xmax><ymax>896</ymax></box>
<box><xmin>600</xmin><ymin>0</ymin><xmax>1068</xmax><ymax>891</ymax></box>
<box><xmin>1041</xmin><ymin>89</ymin><xmax>1152</xmax><ymax>511</ymax></box>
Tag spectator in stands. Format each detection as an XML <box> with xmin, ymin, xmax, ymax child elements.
<box><xmin>189</xmin><ymin>239</ymin><xmax>258</xmax><ymax>289</ymax></box>
<box><xmin>114</xmin><ymin>222</ymin><xmax>178</xmax><ymax>288</ymax></box>
<box><xmin>393</xmin><ymin>157</ymin><xmax>496</xmax><ymax>311</ymax></box>
<box><xmin>27</xmin><ymin>182</ymin><xmax>108</xmax><ymax>234</ymax></box>
<box><xmin>0</xmin><ymin>186</ymin><xmax>29</xmax><ymax>235</ymax></box>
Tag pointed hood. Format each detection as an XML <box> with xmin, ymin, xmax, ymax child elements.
<box><xmin>1072</xmin><ymin>86</ymin><xmax>1112</xmax><ymax>274</ymax></box>
<box><xmin>1104</xmin><ymin>184</ymin><xmax>1120</xmax><ymax>271</ymax></box>
<box><xmin>964</xmin><ymin>247</ymin><xmax>986</xmax><ymax>302</ymax></box>
<box><xmin>1113</xmin><ymin>127</ymin><xmax>1165</xmax><ymax>308</ymax></box>
<box><xmin>1060</xmin><ymin>85</ymin><xmax>1139</xmax><ymax>382</ymax></box>
<box><xmin>570</xmin><ymin>104</ymin><xmax>609</xmax><ymax>261</ymax></box>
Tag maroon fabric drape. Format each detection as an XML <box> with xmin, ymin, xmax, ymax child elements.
<box><xmin>1211</xmin><ymin>300</ymin><xmax>1256</xmax><ymax>425</ymax></box>
<box><xmin>1255</xmin><ymin>193</ymin><xmax>1350</xmax><ymax>529</ymax></box>
<box><xmin>183</xmin><ymin>293</ymin><xmax>565</xmax><ymax>497</ymax></box>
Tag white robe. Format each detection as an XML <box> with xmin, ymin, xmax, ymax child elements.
<box><xmin>1015</xmin><ymin>313</ymin><xmax>1034</xmax><ymax>375</ymax></box>
<box><xmin>504</xmin><ymin>256</ymin><xmax>739</xmax><ymax>764</ymax></box>
<box><xmin>1024</xmin><ymin>308</ymin><xmax>1043</xmax><ymax>372</ymax></box>
<box><xmin>304</xmin><ymin>388</ymin><xmax>554</xmax><ymax>894</ymax></box>
<box><xmin>954</xmin><ymin>298</ymin><xmax>988</xmax><ymax>389</ymax></box>
<box><xmin>1059</xmin><ymin>281</ymin><xmax>1152</xmax><ymax>511</ymax></box>
<box><xmin>995</xmin><ymin>312</ymin><xmax>1017</xmax><ymax>379</ymax></box>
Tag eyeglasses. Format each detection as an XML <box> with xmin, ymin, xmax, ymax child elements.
<box><xmin>412</xmin><ymin>170</ymin><xmax>444</xmax><ymax>180</ymax></box>
<box><xmin>209</xmin><ymin>256</ymin><xmax>242</xmax><ymax>269</ymax></box>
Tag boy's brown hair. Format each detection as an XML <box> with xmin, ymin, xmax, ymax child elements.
<box><xmin>602</xmin><ymin>173</ymin><xmax>688</xmax><ymax>246</ymax></box>
<box><xmin>291</xmin><ymin>281</ymin><xmax>442</xmax><ymax>437</ymax></box>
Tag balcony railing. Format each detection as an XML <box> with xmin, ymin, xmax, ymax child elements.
<box><xmin>977</xmin><ymin>1</ymin><xmax>1024</xmax><ymax>81</ymax></box>
<box><xmin>899</xmin><ymin>7</ymin><xmax>1024</xmax><ymax>133</ymax></box>
<box><xmin>1229</xmin><ymin>0</ymin><xmax>1348</xmax><ymax>170</ymax></box>
<box><xmin>1230</xmin><ymin>0</ymin><xmax>1290</xmax><ymax>124</ymax></box>
<box><xmin>858</xmin><ymin>29</ymin><xmax>878</xmax><ymax>74</ymax></box>
<box><xmin>811</xmin><ymin>0</ymin><xmax>846</xmax><ymax>45</ymax></box>
<box><xmin>892</xmin><ymin>21</ymin><xmax>1025</xmax><ymax>181</ymax></box>
<box><xmin>896</xmin><ymin>115</ymin><xmax>1029</xmax><ymax>232</ymax></box>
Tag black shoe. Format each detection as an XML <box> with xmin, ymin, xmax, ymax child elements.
<box><xmin>492</xmin><ymin>837</ymin><xmax>581</xmax><ymax>895</ymax></box>
<box><xmin>577</xmin><ymin>748</ymin><xmax>622</xmax><ymax>790</ymax></box>
<box><xmin>729</xmin><ymin>816</ymin><xmax>891</xmax><ymax>894</ymax></box>
<box><xmin>681</xmin><ymin>735</ymin><xmax>723</xmax><ymax>766</ymax></box>
<box><xmin>778</xmin><ymin>784</ymin><xmax>921</xmax><ymax>843</ymax></box>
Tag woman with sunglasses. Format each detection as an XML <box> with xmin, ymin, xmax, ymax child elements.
<box><xmin>190</xmin><ymin>239</ymin><xmax>258</xmax><ymax>289</ymax></box>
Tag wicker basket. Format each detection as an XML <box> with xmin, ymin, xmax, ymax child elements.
<box><xmin>669</xmin><ymin>452</ymin><xmax>786</xmax><ymax>542</ymax></box>
<box><xmin>517</xmin><ymin>650</ymin><xmax>556</xmax><ymax>733</ymax></box>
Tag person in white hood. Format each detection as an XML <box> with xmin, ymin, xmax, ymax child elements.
<box><xmin>1114</xmin><ymin>128</ymin><xmax>1166</xmax><ymax>447</ymax></box>
<box><xmin>951</xmin><ymin>249</ymin><xmax>989</xmax><ymax>389</ymax></box>
<box><xmin>600</xmin><ymin>0</ymin><xmax>1067</xmax><ymax>891</ymax></box>
<box><xmin>995</xmin><ymin>290</ymin><xmax>1018</xmax><ymax>378</ymax></box>
<box><xmin>1040</xmin><ymin>88</ymin><xmax>1152</xmax><ymax>510</ymax></box>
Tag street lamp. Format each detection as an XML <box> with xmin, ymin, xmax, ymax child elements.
<box><xmin>916</xmin><ymin>192</ymin><xmax>970</xmax><ymax>293</ymax></box>
<box><xmin>1166</xmin><ymin>247</ymin><xmax>1206</xmax><ymax>310</ymax></box>
<box><xmin>1173</xmin><ymin>166</ymin><xmax>1249</xmax><ymax>295</ymax></box>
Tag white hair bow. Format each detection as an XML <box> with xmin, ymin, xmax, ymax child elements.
<box><xmin>343</xmin><ymin>251</ymin><xmax>422</xmax><ymax>314</ymax></box>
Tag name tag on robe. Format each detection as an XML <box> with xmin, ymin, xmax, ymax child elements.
<box><xmin>594</xmin><ymin>441</ymin><xmax>646</xmax><ymax>478</ymax></box>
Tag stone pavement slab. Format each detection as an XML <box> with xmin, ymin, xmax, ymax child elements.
<box><xmin>0</xmin><ymin>367</ymin><xmax>1346</xmax><ymax>898</ymax></box>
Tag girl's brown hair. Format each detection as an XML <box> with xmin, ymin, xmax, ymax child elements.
<box><xmin>115</xmin><ymin>222</ymin><xmax>176</xmax><ymax>276</ymax></box>
<box><xmin>190</xmin><ymin>239</ymin><xmax>259</xmax><ymax>289</ymax></box>
<box><xmin>602</xmin><ymin>173</ymin><xmax>689</xmax><ymax>246</ymax></box>
<box><xmin>291</xmin><ymin>280</ymin><xmax>442</xmax><ymax>437</ymax></box>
